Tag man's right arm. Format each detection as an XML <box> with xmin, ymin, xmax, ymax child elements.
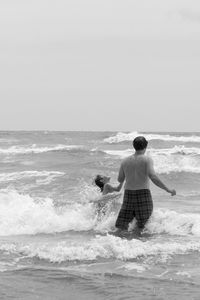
<box><xmin>147</xmin><ymin>157</ymin><xmax>176</xmax><ymax>196</ymax></box>
<box><xmin>118</xmin><ymin>162</ymin><xmax>125</xmax><ymax>184</ymax></box>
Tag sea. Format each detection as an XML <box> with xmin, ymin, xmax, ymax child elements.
<box><xmin>0</xmin><ymin>131</ymin><xmax>200</xmax><ymax>299</ymax></box>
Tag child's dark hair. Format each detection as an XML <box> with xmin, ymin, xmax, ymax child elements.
<box><xmin>94</xmin><ymin>175</ymin><xmax>104</xmax><ymax>192</ymax></box>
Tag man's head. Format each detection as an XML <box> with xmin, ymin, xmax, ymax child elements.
<box><xmin>133</xmin><ymin>136</ymin><xmax>148</xmax><ymax>152</ymax></box>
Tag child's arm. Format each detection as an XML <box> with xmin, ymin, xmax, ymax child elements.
<box><xmin>103</xmin><ymin>182</ymin><xmax>123</xmax><ymax>195</ymax></box>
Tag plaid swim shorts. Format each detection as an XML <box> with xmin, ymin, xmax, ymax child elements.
<box><xmin>115</xmin><ymin>189</ymin><xmax>153</xmax><ymax>230</ymax></box>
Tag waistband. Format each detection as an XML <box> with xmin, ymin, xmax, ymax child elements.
<box><xmin>124</xmin><ymin>189</ymin><xmax>150</xmax><ymax>193</ymax></box>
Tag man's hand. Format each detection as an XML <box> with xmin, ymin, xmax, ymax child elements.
<box><xmin>168</xmin><ymin>189</ymin><xmax>176</xmax><ymax>196</ymax></box>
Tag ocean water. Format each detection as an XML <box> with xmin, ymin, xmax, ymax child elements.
<box><xmin>0</xmin><ymin>131</ymin><xmax>200</xmax><ymax>299</ymax></box>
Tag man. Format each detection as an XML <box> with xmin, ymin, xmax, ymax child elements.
<box><xmin>115</xmin><ymin>136</ymin><xmax>176</xmax><ymax>232</ymax></box>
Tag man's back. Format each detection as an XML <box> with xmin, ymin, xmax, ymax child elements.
<box><xmin>118</xmin><ymin>154</ymin><xmax>150</xmax><ymax>190</ymax></box>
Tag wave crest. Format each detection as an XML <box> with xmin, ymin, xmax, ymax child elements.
<box><xmin>104</xmin><ymin>146</ymin><xmax>200</xmax><ymax>174</ymax></box>
<box><xmin>0</xmin><ymin>171</ymin><xmax>64</xmax><ymax>185</ymax></box>
<box><xmin>0</xmin><ymin>189</ymin><xmax>96</xmax><ymax>236</ymax></box>
<box><xmin>0</xmin><ymin>189</ymin><xmax>200</xmax><ymax>239</ymax></box>
<box><xmin>1</xmin><ymin>234</ymin><xmax>200</xmax><ymax>263</ymax></box>
<box><xmin>104</xmin><ymin>132</ymin><xmax>200</xmax><ymax>143</ymax></box>
<box><xmin>0</xmin><ymin>144</ymin><xmax>83</xmax><ymax>155</ymax></box>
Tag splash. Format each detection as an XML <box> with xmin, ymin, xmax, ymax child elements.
<box><xmin>0</xmin><ymin>189</ymin><xmax>97</xmax><ymax>235</ymax></box>
<box><xmin>147</xmin><ymin>208</ymin><xmax>200</xmax><ymax>236</ymax></box>
<box><xmin>0</xmin><ymin>188</ymin><xmax>200</xmax><ymax>239</ymax></box>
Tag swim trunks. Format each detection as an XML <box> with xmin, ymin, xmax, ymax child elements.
<box><xmin>115</xmin><ymin>189</ymin><xmax>153</xmax><ymax>230</ymax></box>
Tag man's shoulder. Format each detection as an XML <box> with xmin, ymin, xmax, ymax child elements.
<box><xmin>137</xmin><ymin>154</ymin><xmax>153</xmax><ymax>165</ymax></box>
<box><xmin>121</xmin><ymin>155</ymin><xmax>132</xmax><ymax>164</ymax></box>
<box><xmin>121</xmin><ymin>154</ymin><xmax>153</xmax><ymax>165</ymax></box>
<box><xmin>143</xmin><ymin>155</ymin><xmax>154</xmax><ymax>167</ymax></box>
<box><xmin>143</xmin><ymin>154</ymin><xmax>151</xmax><ymax>161</ymax></box>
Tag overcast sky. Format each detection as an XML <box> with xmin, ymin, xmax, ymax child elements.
<box><xmin>0</xmin><ymin>0</ymin><xmax>200</xmax><ymax>131</ymax></box>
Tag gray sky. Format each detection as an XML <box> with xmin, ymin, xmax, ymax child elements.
<box><xmin>0</xmin><ymin>0</ymin><xmax>200</xmax><ymax>131</ymax></box>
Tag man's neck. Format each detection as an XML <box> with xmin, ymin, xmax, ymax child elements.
<box><xmin>135</xmin><ymin>150</ymin><xmax>145</xmax><ymax>155</ymax></box>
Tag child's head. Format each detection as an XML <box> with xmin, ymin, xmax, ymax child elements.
<box><xmin>94</xmin><ymin>175</ymin><xmax>110</xmax><ymax>192</ymax></box>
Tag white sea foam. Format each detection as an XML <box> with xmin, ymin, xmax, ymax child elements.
<box><xmin>0</xmin><ymin>144</ymin><xmax>83</xmax><ymax>155</ymax></box>
<box><xmin>147</xmin><ymin>208</ymin><xmax>200</xmax><ymax>236</ymax></box>
<box><xmin>1</xmin><ymin>234</ymin><xmax>200</xmax><ymax>263</ymax></box>
<box><xmin>176</xmin><ymin>271</ymin><xmax>191</xmax><ymax>278</ymax></box>
<box><xmin>104</xmin><ymin>146</ymin><xmax>200</xmax><ymax>157</ymax></box>
<box><xmin>0</xmin><ymin>188</ymin><xmax>200</xmax><ymax>264</ymax></box>
<box><xmin>99</xmin><ymin>207</ymin><xmax>200</xmax><ymax>237</ymax></box>
<box><xmin>153</xmin><ymin>154</ymin><xmax>200</xmax><ymax>174</ymax></box>
<box><xmin>104</xmin><ymin>149</ymin><xmax>133</xmax><ymax>158</ymax></box>
<box><xmin>104</xmin><ymin>146</ymin><xmax>200</xmax><ymax>174</ymax></box>
<box><xmin>0</xmin><ymin>171</ymin><xmax>64</xmax><ymax>183</ymax></box>
<box><xmin>116</xmin><ymin>262</ymin><xmax>147</xmax><ymax>272</ymax></box>
<box><xmin>104</xmin><ymin>132</ymin><xmax>200</xmax><ymax>144</ymax></box>
<box><xmin>0</xmin><ymin>189</ymin><xmax>97</xmax><ymax>236</ymax></box>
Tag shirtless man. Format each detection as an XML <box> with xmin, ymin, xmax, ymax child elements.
<box><xmin>115</xmin><ymin>136</ymin><xmax>176</xmax><ymax>232</ymax></box>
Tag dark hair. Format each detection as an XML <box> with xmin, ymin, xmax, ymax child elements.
<box><xmin>133</xmin><ymin>136</ymin><xmax>148</xmax><ymax>151</ymax></box>
<box><xmin>94</xmin><ymin>175</ymin><xmax>104</xmax><ymax>192</ymax></box>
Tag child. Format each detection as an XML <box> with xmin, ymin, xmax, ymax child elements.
<box><xmin>94</xmin><ymin>175</ymin><xmax>123</xmax><ymax>195</ymax></box>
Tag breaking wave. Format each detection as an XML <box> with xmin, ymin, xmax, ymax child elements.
<box><xmin>0</xmin><ymin>189</ymin><xmax>200</xmax><ymax>237</ymax></box>
<box><xmin>104</xmin><ymin>146</ymin><xmax>200</xmax><ymax>174</ymax></box>
<box><xmin>0</xmin><ymin>188</ymin><xmax>200</xmax><ymax>263</ymax></box>
<box><xmin>0</xmin><ymin>171</ymin><xmax>64</xmax><ymax>184</ymax></box>
<box><xmin>104</xmin><ymin>132</ymin><xmax>200</xmax><ymax>144</ymax></box>
<box><xmin>103</xmin><ymin>146</ymin><xmax>200</xmax><ymax>157</ymax></box>
<box><xmin>1</xmin><ymin>233</ymin><xmax>200</xmax><ymax>263</ymax></box>
<box><xmin>0</xmin><ymin>189</ymin><xmax>97</xmax><ymax>236</ymax></box>
<box><xmin>0</xmin><ymin>144</ymin><xmax>83</xmax><ymax>155</ymax></box>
